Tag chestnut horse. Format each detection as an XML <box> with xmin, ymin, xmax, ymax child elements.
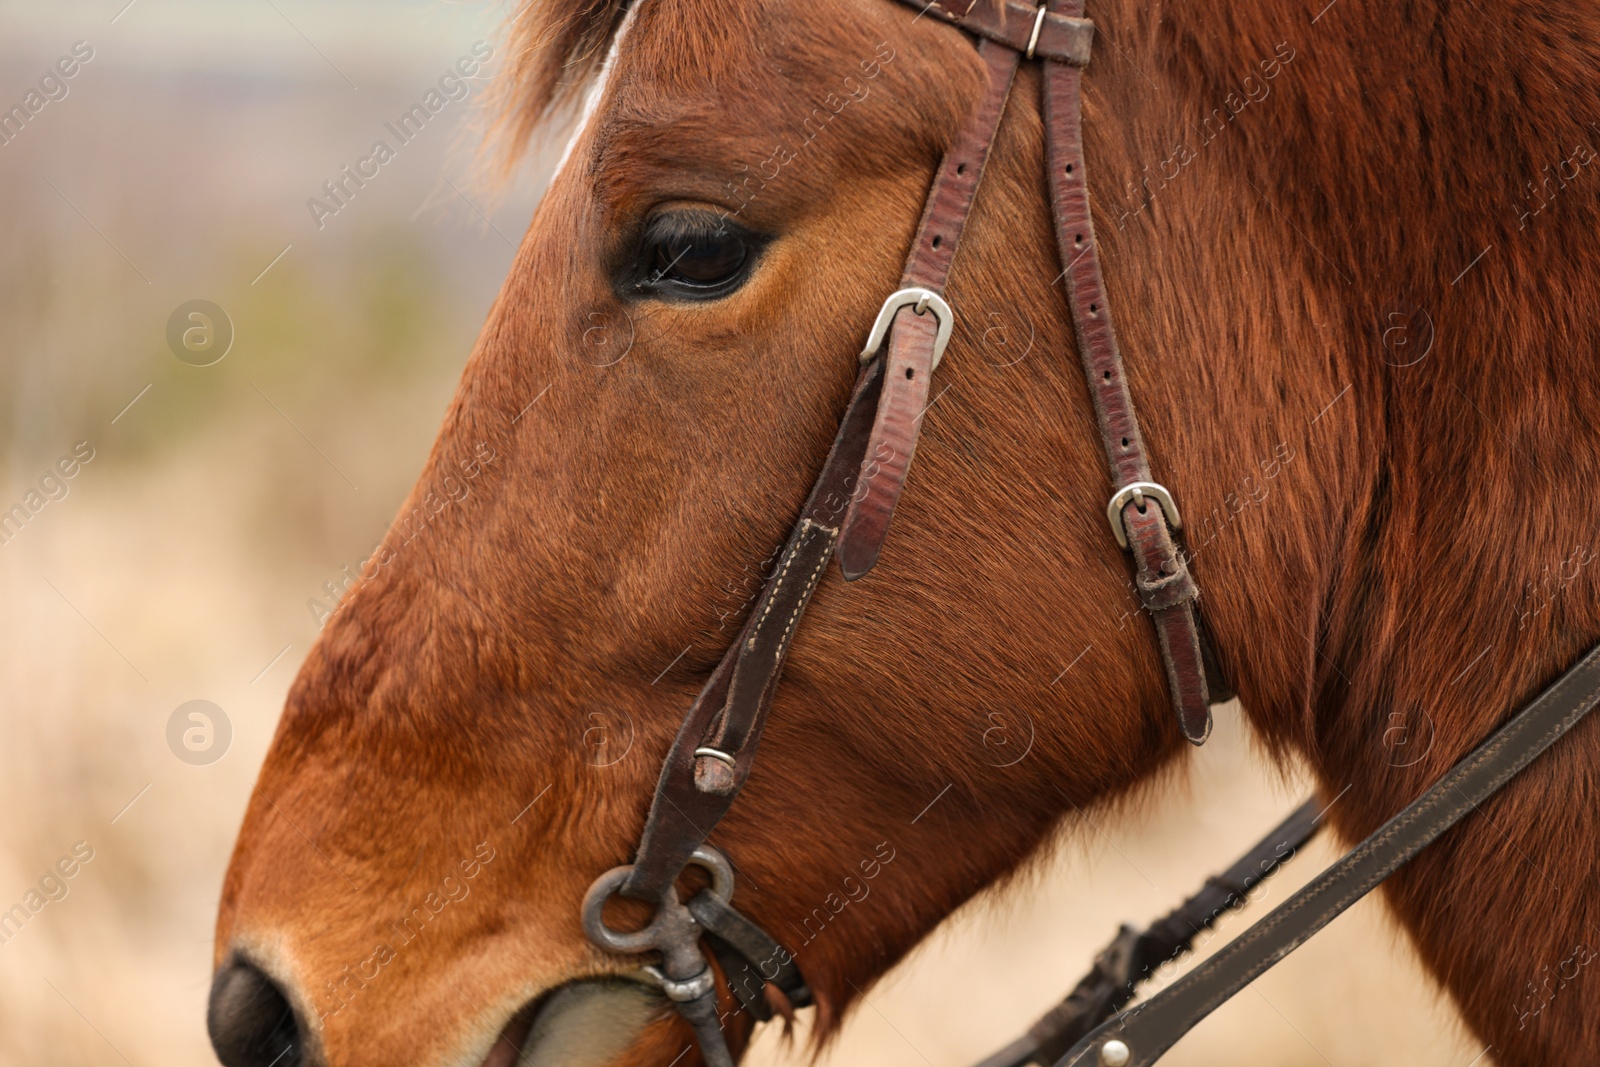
<box><xmin>209</xmin><ymin>0</ymin><xmax>1600</xmax><ymax>1063</ymax></box>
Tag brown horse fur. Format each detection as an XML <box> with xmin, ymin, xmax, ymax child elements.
<box><xmin>214</xmin><ymin>0</ymin><xmax>1600</xmax><ymax>1063</ymax></box>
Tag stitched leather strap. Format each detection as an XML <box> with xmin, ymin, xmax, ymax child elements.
<box><xmin>1040</xmin><ymin>0</ymin><xmax>1212</xmax><ymax>742</ymax></box>
<box><xmin>625</xmin><ymin>0</ymin><xmax>1210</xmax><ymax>930</ymax></box>
<box><xmin>621</xmin><ymin>357</ymin><xmax>886</xmax><ymax>899</ymax></box>
<box><xmin>1051</xmin><ymin>642</ymin><xmax>1600</xmax><ymax>1067</ymax></box>
<box><xmin>585</xmin><ymin>9</ymin><xmax>1600</xmax><ymax>1067</ymax></box>
<box><xmin>838</xmin><ymin>38</ymin><xmax>1022</xmax><ymax>578</ymax></box>
<box><xmin>628</xmin><ymin>5</ymin><xmax>1215</xmax><ymax>903</ymax></box>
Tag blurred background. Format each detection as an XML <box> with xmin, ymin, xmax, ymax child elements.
<box><xmin>0</xmin><ymin>2</ymin><xmax>1486</xmax><ymax>1064</ymax></box>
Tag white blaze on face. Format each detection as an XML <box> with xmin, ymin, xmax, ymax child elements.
<box><xmin>549</xmin><ymin>0</ymin><xmax>644</xmax><ymax>184</ymax></box>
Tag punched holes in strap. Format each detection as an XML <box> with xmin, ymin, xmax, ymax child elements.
<box><xmin>1037</xmin><ymin>2</ymin><xmax>1214</xmax><ymax>744</ymax></box>
<box><xmin>837</xmin><ymin>38</ymin><xmax>1022</xmax><ymax>580</ymax></box>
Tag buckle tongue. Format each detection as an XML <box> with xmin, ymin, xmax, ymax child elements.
<box><xmin>1105</xmin><ymin>481</ymin><xmax>1182</xmax><ymax>550</ymax></box>
<box><xmin>859</xmin><ymin>287</ymin><xmax>954</xmax><ymax>370</ymax></box>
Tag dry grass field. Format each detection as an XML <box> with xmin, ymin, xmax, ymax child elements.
<box><xmin>0</xmin><ymin>3</ymin><xmax>1489</xmax><ymax>1065</ymax></box>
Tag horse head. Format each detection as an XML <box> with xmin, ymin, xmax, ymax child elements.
<box><xmin>209</xmin><ymin>0</ymin><xmax>1600</xmax><ymax>1063</ymax></box>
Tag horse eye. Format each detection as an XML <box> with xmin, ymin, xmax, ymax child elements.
<box><xmin>636</xmin><ymin>213</ymin><xmax>757</xmax><ymax>296</ymax></box>
<box><xmin>654</xmin><ymin>233</ymin><xmax>746</xmax><ymax>284</ymax></box>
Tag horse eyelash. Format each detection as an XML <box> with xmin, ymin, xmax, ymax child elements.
<box><xmin>640</xmin><ymin>211</ymin><xmax>733</xmax><ymax>251</ymax></box>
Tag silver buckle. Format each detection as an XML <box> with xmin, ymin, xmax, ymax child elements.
<box><xmin>859</xmin><ymin>287</ymin><xmax>954</xmax><ymax>370</ymax></box>
<box><xmin>1106</xmin><ymin>481</ymin><xmax>1182</xmax><ymax>550</ymax></box>
<box><xmin>1026</xmin><ymin>3</ymin><xmax>1048</xmax><ymax>60</ymax></box>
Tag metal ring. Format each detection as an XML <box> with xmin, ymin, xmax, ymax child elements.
<box><xmin>686</xmin><ymin>845</ymin><xmax>736</xmax><ymax>901</ymax></box>
<box><xmin>1105</xmin><ymin>480</ymin><xmax>1182</xmax><ymax>550</ymax></box>
<box><xmin>1025</xmin><ymin>4</ymin><xmax>1048</xmax><ymax>60</ymax></box>
<box><xmin>581</xmin><ymin>865</ymin><xmax>661</xmax><ymax>953</ymax></box>
<box><xmin>693</xmin><ymin>746</ymin><xmax>737</xmax><ymax>769</ymax></box>
<box><xmin>859</xmin><ymin>287</ymin><xmax>955</xmax><ymax>371</ymax></box>
<box><xmin>581</xmin><ymin>846</ymin><xmax>736</xmax><ymax>955</ymax></box>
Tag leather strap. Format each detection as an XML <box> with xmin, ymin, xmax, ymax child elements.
<box><xmin>689</xmin><ymin>890</ymin><xmax>812</xmax><ymax>1020</ymax></box>
<box><xmin>972</xmin><ymin>799</ymin><xmax>1323</xmax><ymax>1067</ymax></box>
<box><xmin>626</xmin><ymin>2</ymin><xmax>1215</xmax><ymax>901</ymax></box>
<box><xmin>838</xmin><ymin>38</ymin><xmax>1021</xmax><ymax>578</ymax></box>
<box><xmin>584</xmin><ymin>8</ymin><xmax>1600</xmax><ymax>1067</ymax></box>
<box><xmin>1052</xmin><ymin>641</ymin><xmax>1600</xmax><ymax>1067</ymax></box>
<box><xmin>908</xmin><ymin>0</ymin><xmax>1093</xmax><ymax>65</ymax></box>
<box><xmin>1039</xmin><ymin>0</ymin><xmax>1212</xmax><ymax>742</ymax></box>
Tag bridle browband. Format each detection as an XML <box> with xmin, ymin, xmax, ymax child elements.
<box><xmin>577</xmin><ymin>3</ymin><xmax>1600</xmax><ymax>1066</ymax></box>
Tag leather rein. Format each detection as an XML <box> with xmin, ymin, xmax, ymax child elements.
<box><xmin>578</xmin><ymin>3</ymin><xmax>1600</xmax><ymax>1065</ymax></box>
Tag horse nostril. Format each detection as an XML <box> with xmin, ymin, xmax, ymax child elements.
<box><xmin>208</xmin><ymin>958</ymin><xmax>302</xmax><ymax>1067</ymax></box>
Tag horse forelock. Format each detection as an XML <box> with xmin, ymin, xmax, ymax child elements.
<box><xmin>485</xmin><ymin>0</ymin><xmax>635</xmax><ymax>173</ymax></box>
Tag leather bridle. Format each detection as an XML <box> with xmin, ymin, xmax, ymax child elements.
<box><xmin>577</xmin><ymin>3</ymin><xmax>1600</xmax><ymax>1066</ymax></box>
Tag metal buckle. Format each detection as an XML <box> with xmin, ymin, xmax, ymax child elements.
<box><xmin>1105</xmin><ymin>481</ymin><xmax>1182</xmax><ymax>550</ymax></box>
<box><xmin>859</xmin><ymin>287</ymin><xmax>954</xmax><ymax>370</ymax></box>
<box><xmin>1025</xmin><ymin>3</ymin><xmax>1049</xmax><ymax>60</ymax></box>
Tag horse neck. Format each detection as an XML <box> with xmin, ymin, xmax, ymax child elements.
<box><xmin>1072</xmin><ymin>0</ymin><xmax>1600</xmax><ymax>1054</ymax></box>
